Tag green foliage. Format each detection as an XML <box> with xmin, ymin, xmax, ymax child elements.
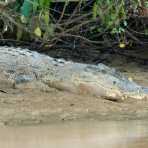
<box><xmin>20</xmin><ymin>0</ymin><xmax>51</xmax><ymax>18</ymax></box>
<box><xmin>0</xmin><ymin>0</ymin><xmax>146</xmax><ymax>45</ymax></box>
<box><xmin>93</xmin><ymin>0</ymin><xmax>127</xmax><ymax>33</ymax></box>
<box><xmin>144</xmin><ymin>1</ymin><xmax>148</xmax><ymax>8</ymax></box>
<box><xmin>130</xmin><ymin>0</ymin><xmax>141</xmax><ymax>11</ymax></box>
<box><xmin>14</xmin><ymin>0</ymin><xmax>53</xmax><ymax>39</ymax></box>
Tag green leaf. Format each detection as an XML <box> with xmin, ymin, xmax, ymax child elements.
<box><xmin>16</xmin><ymin>27</ymin><xmax>23</xmax><ymax>41</ymax></box>
<box><xmin>21</xmin><ymin>0</ymin><xmax>33</xmax><ymax>17</ymax></box>
<box><xmin>34</xmin><ymin>27</ymin><xmax>42</xmax><ymax>37</ymax></box>
<box><xmin>32</xmin><ymin>0</ymin><xmax>39</xmax><ymax>13</ymax></box>
<box><xmin>20</xmin><ymin>15</ymin><xmax>28</xmax><ymax>24</ymax></box>
<box><xmin>44</xmin><ymin>11</ymin><xmax>49</xmax><ymax>25</ymax></box>
<box><xmin>92</xmin><ymin>3</ymin><xmax>97</xmax><ymax>19</ymax></box>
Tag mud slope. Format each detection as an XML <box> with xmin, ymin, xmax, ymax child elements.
<box><xmin>0</xmin><ymin>46</ymin><xmax>148</xmax><ymax>125</ymax></box>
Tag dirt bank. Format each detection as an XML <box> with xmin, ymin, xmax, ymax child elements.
<box><xmin>0</xmin><ymin>47</ymin><xmax>148</xmax><ymax>126</ymax></box>
<box><xmin>0</xmin><ymin>83</ymin><xmax>148</xmax><ymax>126</ymax></box>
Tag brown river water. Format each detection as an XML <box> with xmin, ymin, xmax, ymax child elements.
<box><xmin>0</xmin><ymin>120</ymin><xmax>148</xmax><ymax>148</ymax></box>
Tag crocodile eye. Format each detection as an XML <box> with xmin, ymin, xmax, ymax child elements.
<box><xmin>101</xmin><ymin>69</ymin><xmax>107</xmax><ymax>74</ymax></box>
<box><xmin>113</xmin><ymin>81</ymin><xmax>116</xmax><ymax>85</ymax></box>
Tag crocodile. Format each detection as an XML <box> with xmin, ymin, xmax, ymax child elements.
<box><xmin>0</xmin><ymin>46</ymin><xmax>148</xmax><ymax>101</ymax></box>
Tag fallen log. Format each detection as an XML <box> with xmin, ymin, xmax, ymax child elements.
<box><xmin>0</xmin><ymin>46</ymin><xmax>148</xmax><ymax>101</ymax></box>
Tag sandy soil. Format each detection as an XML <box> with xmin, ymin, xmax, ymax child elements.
<box><xmin>0</xmin><ymin>48</ymin><xmax>148</xmax><ymax>126</ymax></box>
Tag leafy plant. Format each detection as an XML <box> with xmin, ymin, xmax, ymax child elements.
<box><xmin>13</xmin><ymin>0</ymin><xmax>53</xmax><ymax>39</ymax></box>
<box><xmin>0</xmin><ymin>0</ymin><xmax>147</xmax><ymax>47</ymax></box>
<box><xmin>93</xmin><ymin>0</ymin><xmax>127</xmax><ymax>32</ymax></box>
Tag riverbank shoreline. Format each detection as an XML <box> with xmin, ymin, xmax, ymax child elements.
<box><xmin>0</xmin><ymin>85</ymin><xmax>148</xmax><ymax>126</ymax></box>
<box><xmin>0</xmin><ymin>46</ymin><xmax>148</xmax><ymax>126</ymax></box>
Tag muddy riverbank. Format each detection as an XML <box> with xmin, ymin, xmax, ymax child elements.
<box><xmin>1</xmin><ymin>87</ymin><xmax>148</xmax><ymax>126</ymax></box>
<box><xmin>0</xmin><ymin>63</ymin><xmax>148</xmax><ymax>125</ymax></box>
<box><xmin>0</xmin><ymin>46</ymin><xmax>148</xmax><ymax>126</ymax></box>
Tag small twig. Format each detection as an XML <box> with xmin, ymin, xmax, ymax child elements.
<box><xmin>63</xmin><ymin>12</ymin><xmax>92</xmax><ymax>26</ymax></box>
<box><xmin>0</xmin><ymin>89</ymin><xmax>7</xmax><ymax>93</ymax></box>
<box><xmin>125</xmin><ymin>30</ymin><xmax>143</xmax><ymax>45</ymax></box>
<box><xmin>128</xmin><ymin>27</ymin><xmax>147</xmax><ymax>35</ymax></box>
<box><xmin>0</xmin><ymin>38</ymin><xmax>30</xmax><ymax>44</ymax></box>
<box><xmin>57</xmin><ymin>1</ymin><xmax>68</xmax><ymax>24</ymax></box>
<box><xmin>67</xmin><ymin>0</ymin><xmax>83</xmax><ymax>21</ymax></box>
<box><xmin>62</xmin><ymin>33</ymin><xmax>107</xmax><ymax>44</ymax></box>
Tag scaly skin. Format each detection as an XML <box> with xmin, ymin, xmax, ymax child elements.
<box><xmin>0</xmin><ymin>46</ymin><xmax>148</xmax><ymax>101</ymax></box>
